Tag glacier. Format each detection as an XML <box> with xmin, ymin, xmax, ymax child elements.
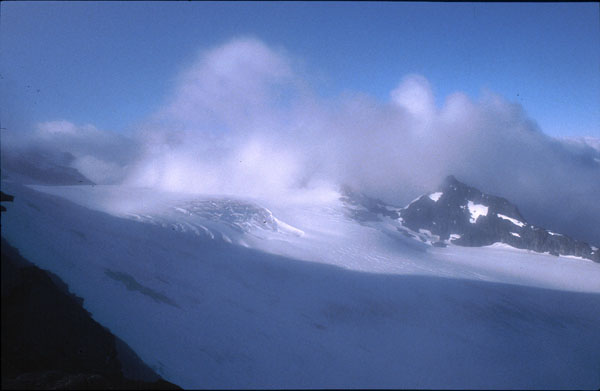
<box><xmin>1</xmin><ymin>180</ymin><xmax>599</xmax><ymax>389</ymax></box>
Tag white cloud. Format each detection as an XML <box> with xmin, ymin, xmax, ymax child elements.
<box><xmin>36</xmin><ymin>120</ymin><xmax>80</xmax><ymax>136</ymax></box>
<box><xmin>3</xmin><ymin>37</ymin><xmax>599</xmax><ymax>243</ymax></box>
<box><xmin>157</xmin><ymin>36</ymin><xmax>298</xmax><ymax>135</ymax></box>
<box><xmin>124</xmin><ymin>37</ymin><xmax>600</xmax><ymax>242</ymax></box>
<box><xmin>390</xmin><ymin>74</ymin><xmax>436</xmax><ymax>120</ymax></box>
<box><xmin>70</xmin><ymin>155</ymin><xmax>123</xmax><ymax>184</ymax></box>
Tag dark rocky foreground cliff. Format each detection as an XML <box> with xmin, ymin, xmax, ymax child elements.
<box><xmin>1</xmin><ymin>238</ymin><xmax>181</xmax><ymax>390</ymax></box>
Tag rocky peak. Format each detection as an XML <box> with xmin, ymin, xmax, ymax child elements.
<box><xmin>399</xmin><ymin>176</ymin><xmax>599</xmax><ymax>262</ymax></box>
<box><xmin>436</xmin><ymin>175</ymin><xmax>525</xmax><ymax>221</ymax></box>
<box><xmin>339</xmin><ymin>176</ymin><xmax>598</xmax><ymax>262</ymax></box>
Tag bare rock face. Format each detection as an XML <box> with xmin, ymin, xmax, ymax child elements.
<box><xmin>399</xmin><ymin>176</ymin><xmax>599</xmax><ymax>262</ymax></box>
<box><xmin>0</xmin><ymin>191</ymin><xmax>14</xmax><ymax>213</ymax></box>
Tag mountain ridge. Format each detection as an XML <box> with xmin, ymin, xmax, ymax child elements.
<box><xmin>343</xmin><ymin>175</ymin><xmax>599</xmax><ymax>263</ymax></box>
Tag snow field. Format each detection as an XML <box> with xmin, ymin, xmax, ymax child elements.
<box><xmin>2</xmin><ymin>182</ymin><xmax>599</xmax><ymax>389</ymax></box>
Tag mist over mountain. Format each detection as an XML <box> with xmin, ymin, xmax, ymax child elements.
<box><xmin>1</xmin><ymin>37</ymin><xmax>598</xmax><ymax>243</ymax></box>
<box><xmin>3</xmin><ymin>2</ymin><xmax>600</xmax><ymax>388</ymax></box>
<box><xmin>350</xmin><ymin>175</ymin><xmax>599</xmax><ymax>262</ymax></box>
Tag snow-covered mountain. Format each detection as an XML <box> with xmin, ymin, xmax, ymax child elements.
<box><xmin>1</xmin><ymin>179</ymin><xmax>599</xmax><ymax>389</ymax></box>
<box><xmin>354</xmin><ymin>175</ymin><xmax>598</xmax><ymax>262</ymax></box>
<box><xmin>341</xmin><ymin>175</ymin><xmax>599</xmax><ymax>262</ymax></box>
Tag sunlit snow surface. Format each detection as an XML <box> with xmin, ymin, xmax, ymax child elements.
<box><xmin>2</xmin><ymin>182</ymin><xmax>600</xmax><ymax>389</ymax></box>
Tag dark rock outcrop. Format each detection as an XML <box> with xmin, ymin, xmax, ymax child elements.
<box><xmin>1</xmin><ymin>238</ymin><xmax>181</xmax><ymax>390</ymax></box>
<box><xmin>1</xmin><ymin>191</ymin><xmax>14</xmax><ymax>213</ymax></box>
<box><xmin>340</xmin><ymin>176</ymin><xmax>599</xmax><ymax>263</ymax></box>
<box><xmin>399</xmin><ymin>176</ymin><xmax>599</xmax><ymax>262</ymax></box>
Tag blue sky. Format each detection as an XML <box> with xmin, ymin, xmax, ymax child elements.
<box><xmin>1</xmin><ymin>2</ymin><xmax>599</xmax><ymax>138</ymax></box>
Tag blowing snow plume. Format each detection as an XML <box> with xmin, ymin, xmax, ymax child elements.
<box><xmin>2</xmin><ymin>37</ymin><xmax>599</xmax><ymax>243</ymax></box>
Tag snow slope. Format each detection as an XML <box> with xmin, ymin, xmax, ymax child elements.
<box><xmin>2</xmin><ymin>181</ymin><xmax>600</xmax><ymax>389</ymax></box>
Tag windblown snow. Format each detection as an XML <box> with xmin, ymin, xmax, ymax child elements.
<box><xmin>2</xmin><ymin>181</ymin><xmax>599</xmax><ymax>389</ymax></box>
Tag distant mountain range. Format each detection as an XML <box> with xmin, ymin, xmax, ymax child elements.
<box><xmin>2</xmin><ymin>146</ymin><xmax>597</xmax><ymax>264</ymax></box>
<box><xmin>342</xmin><ymin>175</ymin><xmax>599</xmax><ymax>263</ymax></box>
<box><xmin>1</xmin><ymin>149</ymin><xmax>94</xmax><ymax>185</ymax></box>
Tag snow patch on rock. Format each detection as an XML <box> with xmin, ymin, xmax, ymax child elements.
<box><xmin>428</xmin><ymin>192</ymin><xmax>443</xmax><ymax>202</ymax></box>
<box><xmin>497</xmin><ymin>213</ymin><xmax>525</xmax><ymax>227</ymax></box>
<box><xmin>467</xmin><ymin>201</ymin><xmax>488</xmax><ymax>223</ymax></box>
